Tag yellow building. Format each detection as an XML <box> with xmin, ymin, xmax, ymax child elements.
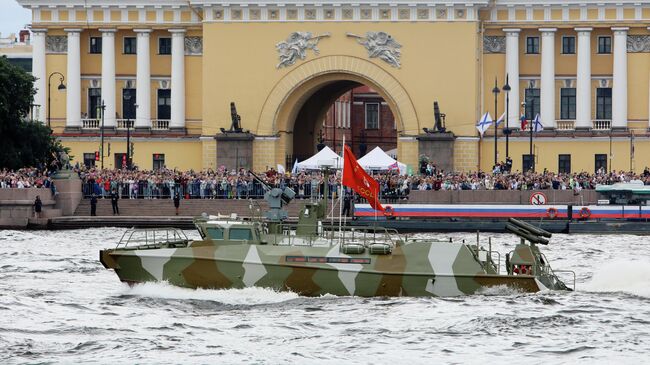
<box><xmin>16</xmin><ymin>0</ymin><xmax>650</xmax><ymax>173</ymax></box>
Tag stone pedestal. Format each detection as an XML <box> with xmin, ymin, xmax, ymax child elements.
<box><xmin>53</xmin><ymin>171</ymin><xmax>83</xmax><ymax>216</ymax></box>
<box><xmin>417</xmin><ymin>132</ymin><xmax>456</xmax><ymax>173</ymax></box>
<box><xmin>215</xmin><ymin>133</ymin><xmax>254</xmax><ymax>170</ymax></box>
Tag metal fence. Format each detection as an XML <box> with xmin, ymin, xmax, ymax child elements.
<box><xmin>81</xmin><ymin>180</ymin><xmax>409</xmax><ymax>202</ymax></box>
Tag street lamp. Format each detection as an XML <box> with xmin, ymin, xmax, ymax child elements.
<box><xmin>491</xmin><ymin>77</ymin><xmax>500</xmax><ymax>166</ymax></box>
<box><xmin>47</xmin><ymin>72</ymin><xmax>66</xmax><ymax>128</ymax></box>
<box><xmin>502</xmin><ymin>74</ymin><xmax>511</xmax><ymax>159</ymax></box>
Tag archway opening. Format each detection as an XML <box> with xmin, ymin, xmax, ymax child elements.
<box><xmin>288</xmin><ymin>80</ymin><xmax>399</xmax><ymax>167</ymax></box>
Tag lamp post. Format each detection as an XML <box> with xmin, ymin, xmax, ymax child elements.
<box><xmin>491</xmin><ymin>78</ymin><xmax>500</xmax><ymax>166</ymax></box>
<box><xmin>47</xmin><ymin>72</ymin><xmax>66</xmax><ymax>128</ymax></box>
<box><xmin>502</xmin><ymin>74</ymin><xmax>511</xmax><ymax>159</ymax></box>
<box><xmin>522</xmin><ymin>101</ymin><xmax>534</xmax><ymax>172</ymax></box>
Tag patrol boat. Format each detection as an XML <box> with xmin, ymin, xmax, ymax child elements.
<box><xmin>100</xmin><ymin>179</ymin><xmax>574</xmax><ymax>297</ymax></box>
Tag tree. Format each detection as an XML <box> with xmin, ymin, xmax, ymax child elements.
<box><xmin>0</xmin><ymin>56</ymin><xmax>64</xmax><ymax>169</ymax></box>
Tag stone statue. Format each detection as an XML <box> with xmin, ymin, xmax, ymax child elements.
<box><xmin>230</xmin><ymin>102</ymin><xmax>242</xmax><ymax>132</ymax></box>
<box><xmin>220</xmin><ymin>102</ymin><xmax>248</xmax><ymax>134</ymax></box>
<box><xmin>58</xmin><ymin>151</ymin><xmax>70</xmax><ymax>169</ymax></box>
<box><xmin>347</xmin><ymin>31</ymin><xmax>402</xmax><ymax>68</ymax></box>
<box><xmin>276</xmin><ymin>32</ymin><xmax>331</xmax><ymax>68</ymax></box>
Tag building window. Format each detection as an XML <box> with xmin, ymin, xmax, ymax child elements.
<box><xmin>122</xmin><ymin>88</ymin><xmax>136</xmax><ymax>120</ymax></box>
<box><xmin>596</xmin><ymin>88</ymin><xmax>612</xmax><ymax>120</ymax></box>
<box><xmin>558</xmin><ymin>154</ymin><xmax>571</xmax><ymax>174</ymax></box>
<box><xmin>157</xmin><ymin>89</ymin><xmax>171</xmax><ymax>119</ymax></box>
<box><xmin>153</xmin><ymin>154</ymin><xmax>165</xmax><ymax>170</ymax></box>
<box><xmin>598</xmin><ymin>36</ymin><xmax>612</xmax><ymax>54</ymax></box>
<box><xmin>123</xmin><ymin>37</ymin><xmax>136</xmax><ymax>54</ymax></box>
<box><xmin>365</xmin><ymin>103</ymin><xmax>379</xmax><ymax>129</ymax></box>
<box><xmin>526</xmin><ymin>37</ymin><xmax>539</xmax><ymax>54</ymax></box>
<box><xmin>562</xmin><ymin>36</ymin><xmax>576</xmax><ymax>54</ymax></box>
<box><xmin>89</xmin><ymin>37</ymin><xmax>102</xmax><ymax>54</ymax></box>
<box><xmin>595</xmin><ymin>154</ymin><xmax>607</xmax><ymax>173</ymax></box>
<box><xmin>524</xmin><ymin>88</ymin><xmax>540</xmax><ymax>120</ymax></box>
<box><xmin>522</xmin><ymin>154</ymin><xmax>534</xmax><ymax>172</ymax></box>
<box><xmin>88</xmin><ymin>88</ymin><xmax>102</xmax><ymax>118</ymax></box>
<box><xmin>560</xmin><ymin>88</ymin><xmax>576</xmax><ymax>120</ymax></box>
<box><xmin>159</xmin><ymin>37</ymin><xmax>172</xmax><ymax>55</ymax></box>
<box><xmin>83</xmin><ymin>153</ymin><xmax>96</xmax><ymax>168</ymax></box>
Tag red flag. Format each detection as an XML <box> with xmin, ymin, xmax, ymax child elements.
<box><xmin>342</xmin><ymin>145</ymin><xmax>384</xmax><ymax>211</ymax></box>
<box><xmin>520</xmin><ymin>115</ymin><xmax>528</xmax><ymax>130</ymax></box>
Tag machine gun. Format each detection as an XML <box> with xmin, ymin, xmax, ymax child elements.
<box><xmin>249</xmin><ymin>171</ymin><xmax>296</xmax><ymax>221</ymax></box>
<box><xmin>423</xmin><ymin>101</ymin><xmax>446</xmax><ymax>133</ymax></box>
<box><xmin>220</xmin><ymin>102</ymin><xmax>247</xmax><ymax>133</ymax></box>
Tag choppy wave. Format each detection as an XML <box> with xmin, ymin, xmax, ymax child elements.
<box><xmin>584</xmin><ymin>259</ymin><xmax>650</xmax><ymax>298</ymax></box>
<box><xmin>123</xmin><ymin>282</ymin><xmax>300</xmax><ymax>305</ymax></box>
<box><xmin>1</xmin><ymin>229</ymin><xmax>649</xmax><ymax>364</ymax></box>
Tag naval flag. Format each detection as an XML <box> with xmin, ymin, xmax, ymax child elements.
<box><xmin>476</xmin><ymin>112</ymin><xmax>493</xmax><ymax>137</ymax></box>
<box><xmin>532</xmin><ymin>114</ymin><xmax>544</xmax><ymax>132</ymax></box>
<box><xmin>495</xmin><ymin>112</ymin><xmax>506</xmax><ymax>127</ymax></box>
<box><xmin>290</xmin><ymin>158</ymin><xmax>299</xmax><ymax>174</ymax></box>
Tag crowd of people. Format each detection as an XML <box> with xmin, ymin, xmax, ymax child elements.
<box><xmin>0</xmin><ymin>167</ymin><xmax>58</xmax><ymax>192</ymax></box>
<box><xmin>4</xmin><ymin>164</ymin><xmax>650</xmax><ymax>201</ymax></box>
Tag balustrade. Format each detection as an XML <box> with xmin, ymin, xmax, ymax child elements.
<box><xmin>592</xmin><ymin>120</ymin><xmax>612</xmax><ymax>130</ymax></box>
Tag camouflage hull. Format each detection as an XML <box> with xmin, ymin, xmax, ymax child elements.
<box><xmin>100</xmin><ymin>241</ymin><xmax>556</xmax><ymax>297</ymax></box>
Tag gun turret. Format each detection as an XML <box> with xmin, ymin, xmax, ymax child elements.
<box><xmin>249</xmin><ymin>171</ymin><xmax>296</xmax><ymax>221</ymax></box>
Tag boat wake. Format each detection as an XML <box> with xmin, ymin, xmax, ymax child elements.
<box><xmin>584</xmin><ymin>259</ymin><xmax>650</xmax><ymax>298</ymax></box>
<box><xmin>121</xmin><ymin>282</ymin><xmax>300</xmax><ymax>305</ymax></box>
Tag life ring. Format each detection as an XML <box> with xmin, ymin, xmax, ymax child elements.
<box><xmin>383</xmin><ymin>206</ymin><xmax>395</xmax><ymax>218</ymax></box>
<box><xmin>547</xmin><ymin>207</ymin><xmax>558</xmax><ymax>219</ymax></box>
<box><xmin>579</xmin><ymin>207</ymin><xmax>591</xmax><ymax>219</ymax></box>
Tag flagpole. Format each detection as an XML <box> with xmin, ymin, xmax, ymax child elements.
<box><xmin>339</xmin><ymin>136</ymin><xmax>345</xmax><ymax>243</ymax></box>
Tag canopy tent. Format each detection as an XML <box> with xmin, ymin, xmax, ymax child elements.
<box><xmin>294</xmin><ymin>146</ymin><xmax>342</xmax><ymax>170</ymax></box>
<box><xmin>357</xmin><ymin>146</ymin><xmax>407</xmax><ymax>174</ymax></box>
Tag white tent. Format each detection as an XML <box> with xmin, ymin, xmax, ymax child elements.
<box><xmin>357</xmin><ymin>146</ymin><xmax>407</xmax><ymax>174</ymax></box>
<box><xmin>294</xmin><ymin>146</ymin><xmax>342</xmax><ymax>170</ymax></box>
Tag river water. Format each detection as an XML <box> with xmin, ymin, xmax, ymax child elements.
<box><xmin>1</xmin><ymin>228</ymin><xmax>649</xmax><ymax>364</ymax></box>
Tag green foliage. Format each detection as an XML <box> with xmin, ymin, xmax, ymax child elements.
<box><xmin>0</xmin><ymin>56</ymin><xmax>64</xmax><ymax>169</ymax></box>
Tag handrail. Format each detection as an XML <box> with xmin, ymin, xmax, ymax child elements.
<box><xmin>552</xmin><ymin>269</ymin><xmax>576</xmax><ymax>291</ymax></box>
<box><xmin>116</xmin><ymin>227</ymin><xmax>188</xmax><ymax>249</ymax></box>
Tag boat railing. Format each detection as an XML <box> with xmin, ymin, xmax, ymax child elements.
<box><xmin>271</xmin><ymin>223</ymin><xmax>400</xmax><ymax>248</ymax></box>
<box><xmin>116</xmin><ymin>228</ymin><xmax>189</xmax><ymax>249</ymax></box>
<box><xmin>539</xmin><ymin>253</ymin><xmax>576</xmax><ymax>290</ymax></box>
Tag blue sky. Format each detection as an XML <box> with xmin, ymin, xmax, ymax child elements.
<box><xmin>0</xmin><ymin>0</ymin><xmax>31</xmax><ymax>39</ymax></box>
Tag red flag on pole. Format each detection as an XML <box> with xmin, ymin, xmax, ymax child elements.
<box><xmin>342</xmin><ymin>145</ymin><xmax>384</xmax><ymax>212</ymax></box>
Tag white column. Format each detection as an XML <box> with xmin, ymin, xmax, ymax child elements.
<box><xmin>540</xmin><ymin>28</ymin><xmax>556</xmax><ymax>129</ymax></box>
<box><xmin>612</xmin><ymin>27</ymin><xmax>629</xmax><ymax>129</ymax></box>
<box><xmin>170</xmin><ymin>29</ymin><xmax>186</xmax><ymax>129</ymax></box>
<box><xmin>100</xmin><ymin>29</ymin><xmax>116</xmax><ymax>128</ymax></box>
<box><xmin>575</xmin><ymin>27</ymin><xmax>593</xmax><ymax>129</ymax></box>
<box><xmin>32</xmin><ymin>29</ymin><xmax>47</xmax><ymax>123</ymax></box>
<box><xmin>65</xmin><ymin>29</ymin><xmax>82</xmax><ymax>129</ymax></box>
<box><xmin>504</xmin><ymin>28</ymin><xmax>520</xmax><ymax>128</ymax></box>
<box><xmin>134</xmin><ymin>29</ymin><xmax>152</xmax><ymax>129</ymax></box>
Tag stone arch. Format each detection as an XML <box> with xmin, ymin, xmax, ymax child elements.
<box><xmin>255</xmin><ymin>55</ymin><xmax>419</xmax><ymax>162</ymax></box>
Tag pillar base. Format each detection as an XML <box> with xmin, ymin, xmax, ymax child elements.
<box><xmin>575</xmin><ymin>127</ymin><xmax>591</xmax><ymax>132</ymax></box>
<box><xmin>215</xmin><ymin>132</ymin><xmax>254</xmax><ymax>170</ymax></box>
<box><xmin>135</xmin><ymin>127</ymin><xmax>151</xmax><ymax>133</ymax></box>
<box><xmin>611</xmin><ymin>126</ymin><xmax>628</xmax><ymax>132</ymax></box>
<box><xmin>63</xmin><ymin>126</ymin><xmax>82</xmax><ymax>133</ymax></box>
<box><xmin>417</xmin><ymin>132</ymin><xmax>456</xmax><ymax>173</ymax></box>
<box><xmin>169</xmin><ymin>127</ymin><xmax>187</xmax><ymax>134</ymax></box>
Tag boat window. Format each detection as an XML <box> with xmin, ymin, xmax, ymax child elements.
<box><xmin>229</xmin><ymin>228</ymin><xmax>253</xmax><ymax>240</ymax></box>
<box><xmin>206</xmin><ymin>227</ymin><xmax>224</xmax><ymax>239</ymax></box>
